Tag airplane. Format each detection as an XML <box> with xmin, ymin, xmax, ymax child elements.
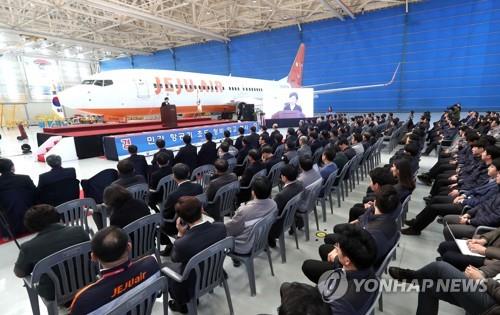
<box><xmin>52</xmin><ymin>44</ymin><xmax>399</xmax><ymax>120</ymax></box>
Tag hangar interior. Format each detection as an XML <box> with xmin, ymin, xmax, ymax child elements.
<box><xmin>0</xmin><ymin>0</ymin><xmax>497</xmax><ymax>314</ymax></box>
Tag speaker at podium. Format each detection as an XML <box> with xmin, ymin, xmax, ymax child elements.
<box><xmin>161</xmin><ymin>104</ymin><xmax>177</xmax><ymax>128</ymax></box>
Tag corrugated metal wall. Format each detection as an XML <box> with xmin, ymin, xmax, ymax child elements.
<box><xmin>101</xmin><ymin>0</ymin><xmax>500</xmax><ymax>112</ymax></box>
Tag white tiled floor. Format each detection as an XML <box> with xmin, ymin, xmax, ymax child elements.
<box><xmin>0</xmin><ymin>126</ymin><xmax>464</xmax><ymax>314</ymax></box>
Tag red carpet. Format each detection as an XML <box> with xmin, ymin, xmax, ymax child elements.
<box><xmin>43</xmin><ymin>118</ymin><xmax>233</xmax><ymax>137</ymax></box>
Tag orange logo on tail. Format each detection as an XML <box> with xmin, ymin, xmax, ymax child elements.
<box><xmin>287</xmin><ymin>43</ymin><xmax>305</xmax><ymax>88</ymax></box>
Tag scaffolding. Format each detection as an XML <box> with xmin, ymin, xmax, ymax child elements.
<box><xmin>0</xmin><ymin>103</ymin><xmax>28</xmax><ymax>129</ymax></box>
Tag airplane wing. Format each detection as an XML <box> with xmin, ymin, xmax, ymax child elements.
<box><xmin>313</xmin><ymin>63</ymin><xmax>400</xmax><ymax>95</ymax></box>
<box><xmin>303</xmin><ymin>82</ymin><xmax>342</xmax><ymax>88</ymax></box>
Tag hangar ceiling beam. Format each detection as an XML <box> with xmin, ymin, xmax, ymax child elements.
<box><xmin>79</xmin><ymin>0</ymin><xmax>230</xmax><ymax>42</ymax></box>
<box><xmin>332</xmin><ymin>0</ymin><xmax>356</xmax><ymax>19</ymax></box>
<box><xmin>0</xmin><ymin>26</ymin><xmax>151</xmax><ymax>55</ymax></box>
<box><xmin>320</xmin><ymin>0</ymin><xmax>345</xmax><ymax>21</ymax></box>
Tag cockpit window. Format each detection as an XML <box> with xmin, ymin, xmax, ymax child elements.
<box><xmin>94</xmin><ymin>80</ymin><xmax>103</xmax><ymax>86</ymax></box>
<box><xmin>82</xmin><ymin>80</ymin><xmax>94</xmax><ymax>85</ymax></box>
<box><xmin>103</xmin><ymin>80</ymin><xmax>113</xmax><ymax>86</ymax></box>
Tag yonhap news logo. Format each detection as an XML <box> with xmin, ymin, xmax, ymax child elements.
<box><xmin>317</xmin><ymin>269</ymin><xmax>486</xmax><ymax>302</ymax></box>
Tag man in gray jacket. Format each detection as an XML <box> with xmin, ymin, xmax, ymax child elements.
<box><xmin>225</xmin><ymin>176</ymin><xmax>277</xmax><ymax>266</ymax></box>
<box><xmin>297</xmin><ymin>136</ymin><xmax>312</xmax><ymax>158</ymax></box>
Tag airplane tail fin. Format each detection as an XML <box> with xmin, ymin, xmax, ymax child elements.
<box><xmin>286</xmin><ymin>43</ymin><xmax>305</xmax><ymax>88</ymax></box>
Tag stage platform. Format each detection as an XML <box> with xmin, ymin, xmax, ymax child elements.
<box><xmin>37</xmin><ymin>117</ymin><xmax>233</xmax><ymax>159</ymax></box>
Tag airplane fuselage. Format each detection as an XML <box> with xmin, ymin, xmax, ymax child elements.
<box><xmin>57</xmin><ymin>69</ymin><xmax>290</xmax><ymax>118</ymax></box>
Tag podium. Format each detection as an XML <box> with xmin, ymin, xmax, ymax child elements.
<box><xmin>160</xmin><ymin>104</ymin><xmax>177</xmax><ymax>128</ymax></box>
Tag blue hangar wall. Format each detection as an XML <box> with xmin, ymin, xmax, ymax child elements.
<box><xmin>101</xmin><ymin>0</ymin><xmax>500</xmax><ymax>112</ymax></box>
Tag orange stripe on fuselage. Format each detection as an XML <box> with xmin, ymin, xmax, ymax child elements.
<box><xmin>76</xmin><ymin>104</ymin><xmax>236</xmax><ymax>118</ymax></box>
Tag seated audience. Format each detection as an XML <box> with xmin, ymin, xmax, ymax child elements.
<box><xmin>390</xmin><ymin>158</ymin><xmax>416</xmax><ymax>202</ymax></box>
<box><xmin>278</xmin><ymin>282</ymin><xmax>331</xmax><ymax>315</ymax></box>
<box><xmin>261</xmin><ymin>145</ymin><xmax>281</xmax><ymax>173</ymax></box>
<box><xmin>37</xmin><ymin>154</ymin><xmax>77</xmax><ymax>190</ymax></box>
<box><xmin>283</xmin><ymin>140</ymin><xmax>298</xmax><ymax>164</ymax></box>
<box><xmin>149</xmin><ymin>152</ymin><xmax>172</xmax><ymax>190</ymax></box>
<box><xmin>297</xmin><ymin>136</ymin><xmax>312</xmax><ymax>158</ymax></box>
<box><xmin>126</xmin><ymin>144</ymin><xmax>148</xmax><ymax>179</ymax></box>
<box><xmin>167</xmin><ymin>196</ymin><xmax>227</xmax><ymax>313</ymax></box>
<box><xmin>14</xmin><ymin>204</ymin><xmax>90</xmax><ymax>301</ymax></box>
<box><xmin>161</xmin><ymin>163</ymin><xmax>203</xmax><ymax>255</ymax></box>
<box><xmin>297</xmin><ymin>155</ymin><xmax>321</xmax><ymax>188</ymax></box>
<box><xmin>238</xmin><ymin>149</ymin><xmax>264</xmax><ymax>204</ymax></box>
<box><xmin>151</xmin><ymin>138</ymin><xmax>174</xmax><ymax>169</ymax></box>
<box><xmin>303</xmin><ymin>185</ymin><xmax>399</xmax><ymax>283</ymax></box>
<box><xmin>205</xmin><ymin>159</ymin><xmax>238</xmax><ymax>220</ymax></box>
<box><xmin>319</xmin><ymin>148</ymin><xmax>338</xmax><ymax>181</ymax></box>
<box><xmin>234</xmin><ymin>127</ymin><xmax>245</xmax><ymax>151</ymax></box>
<box><xmin>197</xmin><ymin>132</ymin><xmax>217</xmax><ymax>166</ymax></box>
<box><xmin>281</xmin><ymin>224</ymin><xmax>378</xmax><ymax>315</ymax></box>
<box><xmin>147</xmin><ymin>152</ymin><xmax>173</xmax><ymax>212</ymax></box>
<box><xmin>437</xmin><ymin>223</ymin><xmax>500</xmax><ymax>271</ymax></box>
<box><xmin>226</xmin><ymin>176</ymin><xmax>277</xmax><ymax>265</ymax></box>
<box><xmin>351</xmin><ymin>133</ymin><xmax>365</xmax><ymax>155</ymax></box>
<box><xmin>404</xmin><ymin>158</ymin><xmax>500</xmax><ymax>236</ymax></box>
<box><xmin>268</xmin><ymin>165</ymin><xmax>304</xmax><ymax>247</ymax></box>
<box><xmin>309</xmin><ymin>131</ymin><xmax>322</xmax><ymax>154</ymax></box>
<box><xmin>174</xmin><ymin>134</ymin><xmax>197</xmax><ymax>172</ymax></box>
<box><xmin>348</xmin><ymin>167</ymin><xmax>396</xmax><ymax>222</ymax></box>
<box><xmin>0</xmin><ymin>158</ymin><xmax>36</xmax><ymax>236</ymax></box>
<box><xmin>112</xmin><ymin>159</ymin><xmax>146</xmax><ymax>188</ymax></box>
<box><xmin>389</xmin><ymin>260</ymin><xmax>500</xmax><ymax>315</ymax></box>
<box><xmin>218</xmin><ymin>142</ymin><xmax>234</xmax><ymax>160</ymax></box>
<box><xmin>338</xmin><ymin>138</ymin><xmax>356</xmax><ymax>160</ymax></box>
<box><xmin>103</xmin><ymin>184</ymin><xmax>151</xmax><ymax>228</ymax></box>
<box><xmin>70</xmin><ymin>226</ymin><xmax>160</xmax><ymax>315</ymax></box>
<box><xmin>221</xmin><ymin>130</ymin><xmax>234</xmax><ymax>146</ymax></box>
<box><xmin>247</xmin><ymin>125</ymin><xmax>260</xmax><ymax>149</ymax></box>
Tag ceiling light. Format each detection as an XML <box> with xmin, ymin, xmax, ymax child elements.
<box><xmin>64</xmin><ymin>48</ymin><xmax>72</xmax><ymax>57</ymax></box>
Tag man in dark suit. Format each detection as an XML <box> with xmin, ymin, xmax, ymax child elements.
<box><xmin>149</xmin><ymin>152</ymin><xmax>172</xmax><ymax>190</ymax></box>
<box><xmin>217</xmin><ymin>142</ymin><xmax>234</xmax><ymax>160</ymax></box>
<box><xmin>0</xmin><ymin>158</ymin><xmax>36</xmax><ymax>237</ymax></box>
<box><xmin>37</xmin><ymin>154</ymin><xmax>77</xmax><ymax>189</ymax></box>
<box><xmin>151</xmin><ymin>138</ymin><xmax>174</xmax><ymax>168</ymax></box>
<box><xmin>168</xmin><ymin>196</ymin><xmax>226</xmax><ymax>313</ymax></box>
<box><xmin>234</xmin><ymin>137</ymin><xmax>251</xmax><ymax>176</ymax></box>
<box><xmin>112</xmin><ymin>159</ymin><xmax>146</xmax><ymax>188</ymax></box>
<box><xmin>174</xmin><ymin>135</ymin><xmax>197</xmax><ymax>172</ymax></box>
<box><xmin>196</xmin><ymin>132</ymin><xmax>217</xmax><ymax>166</ymax></box>
<box><xmin>268</xmin><ymin>164</ymin><xmax>304</xmax><ymax>247</ymax></box>
<box><xmin>247</xmin><ymin>125</ymin><xmax>260</xmax><ymax>149</ymax></box>
<box><xmin>205</xmin><ymin>159</ymin><xmax>238</xmax><ymax>220</ymax></box>
<box><xmin>37</xmin><ymin>154</ymin><xmax>78</xmax><ymax>206</ymax></box>
<box><xmin>221</xmin><ymin>130</ymin><xmax>233</xmax><ymax>146</ymax></box>
<box><xmin>126</xmin><ymin>145</ymin><xmax>148</xmax><ymax>179</ymax></box>
<box><xmin>238</xmin><ymin>149</ymin><xmax>264</xmax><ymax>204</ymax></box>
<box><xmin>270</xmin><ymin>123</ymin><xmax>281</xmax><ymax>145</ymax></box>
<box><xmin>161</xmin><ymin>163</ymin><xmax>203</xmax><ymax>255</ymax></box>
<box><xmin>261</xmin><ymin>145</ymin><xmax>281</xmax><ymax>173</ymax></box>
<box><xmin>148</xmin><ymin>152</ymin><xmax>173</xmax><ymax>211</ymax></box>
<box><xmin>309</xmin><ymin>131</ymin><xmax>322</xmax><ymax>154</ymax></box>
<box><xmin>338</xmin><ymin>138</ymin><xmax>357</xmax><ymax>160</ymax></box>
<box><xmin>14</xmin><ymin>204</ymin><xmax>90</xmax><ymax>300</ymax></box>
<box><xmin>234</xmin><ymin>127</ymin><xmax>245</xmax><ymax>151</ymax></box>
